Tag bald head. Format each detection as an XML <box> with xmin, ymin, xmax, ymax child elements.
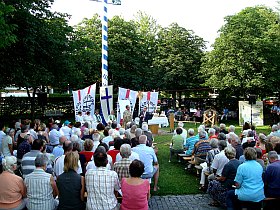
<box><xmin>139</xmin><ymin>135</ymin><xmax>147</xmax><ymax>144</ymax></box>
<box><xmin>59</xmin><ymin>136</ymin><xmax>67</xmax><ymax>145</ymax></box>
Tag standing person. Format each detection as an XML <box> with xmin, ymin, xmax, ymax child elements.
<box><xmin>85</xmin><ymin>147</ymin><xmax>120</xmax><ymax>210</ymax></box>
<box><xmin>132</xmin><ymin>135</ymin><xmax>159</xmax><ymax>191</ymax></box>
<box><xmin>76</xmin><ymin>111</ymin><xmax>83</xmax><ymax>123</ymax></box>
<box><xmin>1</xmin><ymin>128</ymin><xmax>15</xmax><ymax>157</ymax></box>
<box><xmin>57</xmin><ymin>151</ymin><xmax>85</xmax><ymax>210</ymax></box>
<box><xmin>139</xmin><ymin>106</ymin><xmax>149</xmax><ymax>128</ymax></box>
<box><xmin>123</xmin><ymin>105</ymin><xmax>132</xmax><ymax>129</ymax></box>
<box><xmin>24</xmin><ymin>154</ymin><xmax>58</xmax><ymax>210</ymax></box>
<box><xmin>121</xmin><ymin>160</ymin><xmax>150</xmax><ymax>210</ymax></box>
<box><xmin>0</xmin><ymin>122</ymin><xmax>5</xmax><ymax>156</ymax></box>
<box><xmin>108</xmin><ymin>110</ymin><xmax>116</xmax><ymax>122</ymax></box>
<box><xmin>0</xmin><ymin>156</ymin><xmax>26</xmax><ymax>210</ymax></box>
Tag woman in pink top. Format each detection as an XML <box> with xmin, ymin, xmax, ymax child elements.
<box><xmin>121</xmin><ymin>160</ymin><xmax>150</xmax><ymax>210</ymax></box>
<box><xmin>0</xmin><ymin>156</ymin><xmax>26</xmax><ymax>210</ymax></box>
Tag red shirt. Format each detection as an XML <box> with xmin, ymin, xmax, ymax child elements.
<box><xmin>79</xmin><ymin>151</ymin><xmax>94</xmax><ymax>162</ymax></box>
<box><xmin>107</xmin><ymin>150</ymin><xmax>119</xmax><ymax>164</ymax></box>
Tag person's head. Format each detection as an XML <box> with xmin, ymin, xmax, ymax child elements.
<box><xmin>258</xmin><ymin>133</ymin><xmax>266</xmax><ymax>145</ymax></box>
<box><xmin>96</xmin><ymin>123</ymin><xmax>105</xmax><ymax>131</ymax></box>
<box><xmin>267</xmin><ymin>151</ymin><xmax>279</xmax><ymax>163</ymax></box>
<box><xmin>197</xmin><ymin>125</ymin><xmax>205</xmax><ymax>133</ymax></box>
<box><xmin>64</xmin><ymin>151</ymin><xmax>79</xmax><ymax>172</ymax></box>
<box><xmin>63</xmin><ymin>140</ymin><xmax>73</xmax><ymax>154</ymax></box>
<box><xmin>213</xmin><ymin>126</ymin><xmax>220</xmax><ymax>135</ymax></box>
<box><xmin>5</xmin><ymin>128</ymin><xmax>15</xmax><ymax>137</ymax></box>
<box><xmin>244</xmin><ymin>147</ymin><xmax>257</xmax><ymax>160</ymax></box>
<box><xmin>218</xmin><ymin>140</ymin><xmax>227</xmax><ymax>151</ymax></box>
<box><xmin>84</xmin><ymin>139</ymin><xmax>94</xmax><ymax>151</ymax></box>
<box><xmin>139</xmin><ymin>135</ymin><xmax>147</xmax><ymax>144</ymax></box>
<box><xmin>120</xmin><ymin>144</ymin><xmax>131</xmax><ymax>158</ymax></box>
<box><xmin>126</xmin><ymin>105</ymin><xmax>130</xmax><ymax>110</ymax></box>
<box><xmin>78</xmin><ymin>111</ymin><xmax>82</xmax><ymax>116</ymax></box>
<box><xmin>92</xmin><ymin>132</ymin><xmax>100</xmax><ymax>141</ymax></box>
<box><xmin>2</xmin><ymin>156</ymin><xmax>17</xmax><ymax>173</ymax></box>
<box><xmin>228</xmin><ymin>125</ymin><xmax>235</xmax><ymax>133</ymax></box>
<box><xmin>119</xmin><ymin>128</ymin><xmax>125</xmax><ymax>136</ymax></box>
<box><xmin>114</xmin><ymin>137</ymin><xmax>123</xmax><ymax>150</ymax></box>
<box><xmin>142</xmin><ymin>123</ymin><xmax>148</xmax><ymax>132</ymax></box>
<box><xmin>188</xmin><ymin>128</ymin><xmax>194</xmax><ymax>137</ymax></box>
<box><xmin>255</xmin><ymin>148</ymin><xmax>263</xmax><ymax>159</ymax></box>
<box><xmin>35</xmin><ymin>153</ymin><xmax>49</xmax><ymax>170</ymax></box>
<box><xmin>143</xmin><ymin>106</ymin><xmax>147</xmax><ymax>112</ymax></box>
<box><xmin>59</xmin><ymin>136</ymin><xmax>67</xmax><ymax>145</ymax></box>
<box><xmin>124</xmin><ymin>130</ymin><xmax>131</xmax><ymax>140</ymax></box>
<box><xmin>70</xmin><ymin>134</ymin><xmax>79</xmax><ymax>142</ymax></box>
<box><xmin>135</xmin><ymin>128</ymin><xmax>143</xmax><ymax>138</ymax></box>
<box><xmin>31</xmin><ymin>139</ymin><xmax>44</xmax><ymax>151</ymax></box>
<box><xmin>243</xmin><ymin>122</ymin><xmax>251</xmax><ymax>131</ymax></box>
<box><xmin>265</xmin><ymin>142</ymin><xmax>274</xmax><ymax>153</ymax></box>
<box><xmin>94</xmin><ymin>146</ymin><xmax>108</xmax><ymax>167</ymax></box>
<box><xmin>218</xmin><ymin>133</ymin><xmax>226</xmax><ymax>141</ymax></box>
<box><xmin>74</xmin><ymin>122</ymin><xmax>81</xmax><ymax>128</ymax></box>
<box><xmin>21</xmin><ymin>124</ymin><xmax>28</xmax><ymax>133</ymax></box>
<box><xmin>72</xmin><ymin>142</ymin><xmax>81</xmax><ymax>152</ymax></box>
<box><xmin>224</xmin><ymin>146</ymin><xmax>236</xmax><ymax>159</ymax></box>
<box><xmin>220</xmin><ymin>123</ymin><xmax>226</xmax><ymax>130</ymax></box>
<box><xmin>209</xmin><ymin>138</ymin><xmax>219</xmax><ymax>149</ymax></box>
<box><xmin>98</xmin><ymin>143</ymin><xmax>109</xmax><ymax>152</ymax></box>
<box><xmin>130</xmin><ymin>125</ymin><xmax>137</xmax><ymax>134</ymax></box>
<box><xmin>228</xmin><ymin>133</ymin><xmax>240</xmax><ymax>146</ymax></box>
<box><xmin>103</xmin><ymin>129</ymin><xmax>109</xmax><ymax>137</ymax></box>
<box><xmin>247</xmin><ymin>130</ymin><xmax>254</xmax><ymax>138</ymax></box>
<box><xmin>176</xmin><ymin>127</ymin><xmax>183</xmax><ymax>135</ymax></box>
<box><xmin>129</xmin><ymin>159</ymin><xmax>145</xmax><ymax>178</ymax></box>
<box><xmin>111</xmin><ymin>121</ymin><xmax>117</xmax><ymax>129</ymax></box>
<box><xmin>208</xmin><ymin>128</ymin><xmax>215</xmax><ymax>136</ymax></box>
<box><xmin>178</xmin><ymin>122</ymin><xmax>184</xmax><ymax>128</ymax></box>
<box><xmin>272</xmin><ymin>124</ymin><xmax>278</xmax><ymax>132</ymax></box>
<box><xmin>270</xmin><ymin>136</ymin><xmax>280</xmax><ymax>149</ymax></box>
<box><xmin>199</xmin><ymin>131</ymin><xmax>206</xmax><ymax>139</ymax></box>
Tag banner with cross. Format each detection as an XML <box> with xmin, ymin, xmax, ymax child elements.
<box><xmin>100</xmin><ymin>85</ymin><xmax>113</xmax><ymax>123</ymax></box>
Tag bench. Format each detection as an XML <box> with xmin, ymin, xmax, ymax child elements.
<box><xmin>178</xmin><ymin>154</ymin><xmax>192</xmax><ymax>161</ymax></box>
<box><xmin>174</xmin><ymin>120</ymin><xmax>198</xmax><ymax>128</ymax></box>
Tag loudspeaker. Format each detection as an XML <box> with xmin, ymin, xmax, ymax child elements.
<box><xmin>248</xmin><ymin>95</ymin><xmax>257</xmax><ymax>105</ymax></box>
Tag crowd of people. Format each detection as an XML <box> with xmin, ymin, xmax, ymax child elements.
<box><xmin>0</xmin><ymin>117</ymin><xmax>159</xmax><ymax>210</ymax></box>
<box><xmin>170</xmin><ymin>121</ymin><xmax>280</xmax><ymax>210</ymax></box>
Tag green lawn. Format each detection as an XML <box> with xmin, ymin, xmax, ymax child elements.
<box><xmin>151</xmin><ymin>124</ymin><xmax>271</xmax><ymax>196</ymax></box>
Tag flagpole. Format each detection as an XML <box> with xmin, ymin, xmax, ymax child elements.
<box><xmin>101</xmin><ymin>0</ymin><xmax>108</xmax><ymax>87</ymax></box>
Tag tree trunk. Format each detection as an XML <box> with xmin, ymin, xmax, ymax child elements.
<box><xmin>26</xmin><ymin>87</ymin><xmax>36</xmax><ymax>120</ymax></box>
<box><xmin>172</xmin><ymin>91</ymin><xmax>176</xmax><ymax>109</ymax></box>
<box><xmin>178</xmin><ymin>91</ymin><xmax>182</xmax><ymax>107</ymax></box>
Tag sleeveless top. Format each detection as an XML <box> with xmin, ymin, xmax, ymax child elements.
<box><xmin>57</xmin><ymin>169</ymin><xmax>84</xmax><ymax>210</ymax></box>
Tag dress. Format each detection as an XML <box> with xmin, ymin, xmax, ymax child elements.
<box><xmin>121</xmin><ymin>178</ymin><xmax>150</xmax><ymax>210</ymax></box>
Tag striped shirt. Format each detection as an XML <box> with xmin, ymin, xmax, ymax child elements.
<box><xmin>85</xmin><ymin>167</ymin><xmax>120</xmax><ymax>210</ymax></box>
<box><xmin>24</xmin><ymin>168</ymin><xmax>56</xmax><ymax>210</ymax></box>
<box><xmin>21</xmin><ymin>150</ymin><xmax>41</xmax><ymax>178</ymax></box>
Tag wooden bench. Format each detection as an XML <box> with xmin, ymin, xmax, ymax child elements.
<box><xmin>174</xmin><ymin>120</ymin><xmax>198</xmax><ymax>128</ymax></box>
<box><xmin>178</xmin><ymin>154</ymin><xmax>192</xmax><ymax>161</ymax></box>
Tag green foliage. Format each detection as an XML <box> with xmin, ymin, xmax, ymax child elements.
<box><xmin>201</xmin><ymin>6</ymin><xmax>280</xmax><ymax>98</ymax></box>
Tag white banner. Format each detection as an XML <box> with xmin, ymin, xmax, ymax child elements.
<box><xmin>117</xmin><ymin>87</ymin><xmax>138</xmax><ymax>123</ymax></box>
<box><xmin>100</xmin><ymin>85</ymin><xmax>113</xmax><ymax>123</ymax></box>
<box><xmin>140</xmin><ymin>91</ymin><xmax>158</xmax><ymax>113</ymax></box>
<box><xmin>239</xmin><ymin>101</ymin><xmax>264</xmax><ymax>126</ymax></box>
<box><xmin>73</xmin><ymin>84</ymin><xmax>96</xmax><ymax>121</ymax></box>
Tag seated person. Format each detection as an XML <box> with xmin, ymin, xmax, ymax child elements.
<box><xmin>193</xmin><ymin>131</ymin><xmax>211</xmax><ymax>165</ymax></box>
<box><xmin>169</xmin><ymin>128</ymin><xmax>184</xmax><ymax>162</ymax></box>
<box><xmin>184</xmin><ymin>129</ymin><xmax>199</xmax><ymax>156</ymax></box>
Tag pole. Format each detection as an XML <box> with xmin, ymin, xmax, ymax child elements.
<box><xmin>251</xmin><ymin>102</ymin><xmax>253</xmax><ymax>125</ymax></box>
<box><xmin>102</xmin><ymin>0</ymin><xmax>108</xmax><ymax>86</ymax></box>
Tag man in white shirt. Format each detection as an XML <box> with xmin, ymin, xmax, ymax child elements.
<box><xmin>75</xmin><ymin>111</ymin><xmax>83</xmax><ymax>123</ymax></box>
<box><xmin>49</xmin><ymin>124</ymin><xmax>62</xmax><ymax>147</ymax></box>
<box><xmin>83</xmin><ymin>111</ymin><xmax>93</xmax><ymax>129</ymax></box>
<box><xmin>60</xmin><ymin>121</ymin><xmax>72</xmax><ymax>140</ymax></box>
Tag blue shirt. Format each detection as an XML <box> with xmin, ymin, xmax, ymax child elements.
<box><xmin>185</xmin><ymin>136</ymin><xmax>199</xmax><ymax>155</ymax></box>
<box><xmin>132</xmin><ymin>144</ymin><xmax>157</xmax><ymax>175</ymax></box>
<box><xmin>264</xmin><ymin>160</ymin><xmax>280</xmax><ymax>197</ymax></box>
<box><xmin>234</xmin><ymin>160</ymin><xmax>265</xmax><ymax>202</ymax></box>
<box><xmin>52</xmin><ymin>145</ymin><xmax>64</xmax><ymax>159</ymax></box>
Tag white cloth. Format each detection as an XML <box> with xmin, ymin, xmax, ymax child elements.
<box><xmin>49</xmin><ymin>129</ymin><xmax>62</xmax><ymax>146</ymax></box>
<box><xmin>60</xmin><ymin>126</ymin><xmax>72</xmax><ymax>140</ymax></box>
<box><xmin>76</xmin><ymin>115</ymin><xmax>83</xmax><ymax>123</ymax></box>
<box><xmin>148</xmin><ymin>117</ymin><xmax>169</xmax><ymax>127</ymax></box>
<box><xmin>115</xmin><ymin>151</ymin><xmax>140</xmax><ymax>162</ymax></box>
<box><xmin>54</xmin><ymin>155</ymin><xmax>82</xmax><ymax>177</ymax></box>
<box><xmin>211</xmin><ymin>150</ymin><xmax>229</xmax><ymax>176</ymax></box>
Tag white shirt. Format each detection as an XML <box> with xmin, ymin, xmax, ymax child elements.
<box><xmin>115</xmin><ymin>151</ymin><xmax>140</xmax><ymax>162</ymax></box>
<box><xmin>211</xmin><ymin>150</ymin><xmax>229</xmax><ymax>176</ymax></box>
<box><xmin>76</xmin><ymin>115</ymin><xmax>83</xmax><ymax>122</ymax></box>
<box><xmin>102</xmin><ymin>136</ymin><xmax>113</xmax><ymax>147</ymax></box>
<box><xmin>60</xmin><ymin>126</ymin><xmax>72</xmax><ymax>140</ymax></box>
<box><xmin>0</xmin><ymin>130</ymin><xmax>5</xmax><ymax>155</ymax></box>
<box><xmin>1</xmin><ymin>135</ymin><xmax>12</xmax><ymax>157</ymax></box>
<box><xmin>54</xmin><ymin>154</ymin><xmax>82</xmax><ymax>177</ymax></box>
<box><xmin>49</xmin><ymin>129</ymin><xmax>62</xmax><ymax>146</ymax></box>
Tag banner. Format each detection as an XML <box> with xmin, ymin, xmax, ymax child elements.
<box><xmin>239</xmin><ymin>101</ymin><xmax>263</xmax><ymax>126</ymax></box>
<box><xmin>100</xmin><ymin>85</ymin><xmax>113</xmax><ymax>123</ymax></box>
<box><xmin>73</xmin><ymin>84</ymin><xmax>96</xmax><ymax>121</ymax></box>
<box><xmin>139</xmin><ymin>91</ymin><xmax>158</xmax><ymax>113</ymax></box>
<box><xmin>117</xmin><ymin>87</ymin><xmax>138</xmax><ymax>123</ymax></box>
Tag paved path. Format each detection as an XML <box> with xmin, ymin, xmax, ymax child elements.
<box><xmin>149</xmin><ymin>194</ymin><xmax>224</xmax><ymax>210</ymax></box>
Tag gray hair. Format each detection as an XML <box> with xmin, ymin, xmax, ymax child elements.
<box><xmin>124</xmin><ymin>130</ymin><xmax>131</xmax><ymax>140</ymax></box>
<box><xmin>218</xmin><ymin>140</ymin><xmax>227</xmax><ymax>150</ymax></box>
<box><xmin>178</xmin><ymin>122</ymin><xmax>184</xmax><ymax>127</ymax></box>
<box><xmin>220</xmin><ymin>123</ymin><xmax>226</xmax><ymax>129</ymax></box>
<box><xmin>119</xmin><ymin>128</ymin><xmax>125</xmax><ymax>135</ymax></box>
<box><xmin>229</xmin><ymin>133</ymin><xmax>240</xmax><ymax>144</ymax></box>
<box><xmin>209</xmin><ymin>138</ymin><xmax>219</xmax><ymax>148</ymax></box>
<box><xmin>268</xmin><ymin>151</ymin><xmax>278</xmax><ymax>160</ymax></box>
<box><xmin>188</xmin><ymin>128</ymin><xmax>194</xmax><ymax>135</ymax></box>
<box><xmin>199</xmin><ymin>131</ymin><xmax>206</xmax><ymax>138</ymax></box>
<box><xmin>228</xmin><ymin>125</ymin><xmax>235</xmax><ymax>132</ymax></box>
<box><xmin>244</xmin><ymin>147</ymin><xmax>257</xmax><ymax>160</ymax></box>
<box><xmin>53</xmin><ymin>124</ymin><xmax>59</xmax><ymax>130</ymax></box>
<box><xmin>70</xmin><ymin>134</ymin><xmax>79</xmax><ymax>142</ymax></box>
<box><xmin>198</xmin><ymin>125</ymin><xmax>205</xmax><ymax>133</ymax></box>
<box><xmin>272</xmin><ymin>125</ymin><xmax>278</xmax><ymax>132</ymax></box>
<box><xmin>92</xmin><ymin>133</ymin><xmax>100</xmax><ymax>141</ymax></box>
<box><xmin>135</xmin><ymin>128</ymin><xmax>143</xmax><ymax>138</ymax></box>
<box><xmin>2</xmin><ymin>156</ymin><xmax>17</xmax><ymax>172</ymax></box>
<box><xmin>35</xmin><ymin>153</ymin><xmax>49</xmax><ymax>167</ymax></box>
<box><xmin>224</xmin><ymin>146</ymin><xmax>236</xmax><ymax>159</ymax></box>
<box><xmin>142</xmin><ymin>123</ymin><xmax>148</xmax><ymax>132</ymax></box>
<box><xmin>120</xmin><ymin>144</ymin><xmax>131</xmax><ymax>158</ymax></box>
<box><xmin>208</xmin><ymin>128</ymin><xmax>216</xmax><ymax>135</ymax></box>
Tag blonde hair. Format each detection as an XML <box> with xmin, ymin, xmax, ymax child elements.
<box><xmin>84</xmin><ymin>139</ymin><xmax>94</xmax><ymax>151</ymax></box>
<box><xmin>63</xmin><ymin>151</ymin><xmax>79</xmax><ymax>172</ymax></box>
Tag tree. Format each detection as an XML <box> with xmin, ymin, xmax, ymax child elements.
<box><xmin>0</xmin><ymin>0</ymin><xmax>75</xmax><ymax>118</ymax></box>
<box><xmin>154</xmin><ymin>23</ymin><xmax>206</xmax><ymax>105</ymax></box>
<box><xmin>201</xmin><ymin>6</ymin><xmax>280</xmax><ymax>98</ymax></box>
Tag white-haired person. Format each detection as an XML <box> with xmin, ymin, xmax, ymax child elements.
<box><xmin>0</xmin><ymin>156</ymin><xmax>26</xmax><ymax>210</ymax></box>
<box><xmin>184</xmin><ymin>128</ymin><xmax>199</xmax><ymax>156</ymax></box>
<box><xmin>91</xmin><ymin>132</ymin><xmax>100</xmax><ymax>152</ymax></box>
<box><xmin>195</xmin><ymin>125</ymin><xmax>208</xmax><ymax>140</ymax></box>
<box><xmin>228</xmin><ymin>125</ymin><xmax>236</xmax><ymax>135</ymax></box>
<box><xmin>142</xmin><ymin>123</ymin><xmax>153</xmax><ymax>147</ymax></box>
<box><xmin>220</xmin><ymin>123</ymin><xmax>228</xmax><ymax>134</ymax></box>
<box><xmin>113</xmin><ymin>144</ymin><xmax>132</xmax><ymax>181</ymax></box>
<box><xmin>207</xmin><ymin>146</ymin><xmax>240</xmax><ymax>207</ymax></box>
<box><xmin>208</xmin><ymin>128</ymin><xmax>218</xmax><ymax>140</ymax></box>
<box><xmin>173</xmin><ymin>122</ymin><xmax>187</xmax><ymax>144</ymax></box>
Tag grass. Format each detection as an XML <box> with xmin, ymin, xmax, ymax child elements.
<box><xmin>151</xmin><ymin>124</ymin><xmax>271</xmax><ymax>196</ymax></box>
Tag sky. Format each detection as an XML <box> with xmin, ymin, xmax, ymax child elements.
<box><xmin>52</xmin><ymin>0</ymin><xmax>279</xmax><ymax>49</ymax></box>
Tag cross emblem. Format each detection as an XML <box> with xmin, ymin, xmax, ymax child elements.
<box><xmin>101</xmin><ymin>87</ymin><xmax>112</xmax><ymax>115</ymax></box>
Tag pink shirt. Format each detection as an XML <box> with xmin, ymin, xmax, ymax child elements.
<box><xmin>121</xmin><ymin>178</ymin><xmax>150</xmax><ymax>210</ymax></box>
